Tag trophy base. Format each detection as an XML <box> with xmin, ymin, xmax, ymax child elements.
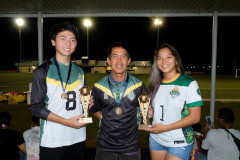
<box><xmin>138</xmin><ymin>124</ymin><xmax>152</xmax><ymax>130</ymax></box>
<box><xmin>78</xmin><ymin>117</ymin><xmax>93</xmax><ymax>123</ymax></box>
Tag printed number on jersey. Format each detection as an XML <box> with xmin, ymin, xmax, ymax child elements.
<box><xmin>66</xmin><ymin>91</ymin><xmax>76</xmax><ymax>111</ymax></box>
<box><xmin>160</xmin><ymin>105</ymin><xmax>164</xmax><ymax>121</ymax></box>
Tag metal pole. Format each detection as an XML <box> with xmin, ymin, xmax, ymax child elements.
<box><xmin>87</xmin><ymin>26</ymin><xmax>89</xmax><ymax>58</ymax></box>
<box><xmin>37</xmin><ymin>12</ymin><xmax>43</xmax><ymax>66</ymax></box>
<box><xmin>210</xmin><ymin>11</ymin><xmax>218</xmax><ymax>122</ymax></box>
<box><xmin>19</xmin><ymin>27</ymin><xmax>22</xmax><ymax>62</ymax></box>
<box><xmin>19</xmin><ymin>27</ymin><xmax>21</xmax><ymax>71</ymax></box>
<box><xmin>157</xmin><ymin>25</ymin><xmax>159</xmax><ymax>48</ymax></box>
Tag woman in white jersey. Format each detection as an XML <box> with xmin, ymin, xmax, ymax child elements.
<box><xmin>146</xmin><ymin>43</ymin><xmax>203</xmax><ymax>160</ymax></box>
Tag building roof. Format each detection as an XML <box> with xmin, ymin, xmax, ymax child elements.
<box><xmin>1</xmin><ymin>0</ymin><xmax>240</xmax><ymax>17</ymax></box>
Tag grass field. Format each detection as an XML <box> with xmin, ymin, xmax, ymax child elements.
<box><xmin>0</xmin><ymin>72</ymin><xmax>240</xmax><ymax>149</ymax></box>
<box><xmin>1</xmin><ymin>73</ymin><xmax>240</xmax><ymax>99</ymax></box>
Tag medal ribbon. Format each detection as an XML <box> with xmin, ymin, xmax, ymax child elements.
<box><xmin>53</xmin><ymin>58</ymin><xmax>72</xmax><ymax>93</ymax></box>
<box><xmin>108</xmin><ymin>73</ymin><xmax>129</xmax><ymax>106</ymax></box>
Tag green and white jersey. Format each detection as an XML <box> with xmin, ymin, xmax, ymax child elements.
<box><xmin>150</xmin><ymin>74</ymin><xmax>203</xmax><ymax>147</ymax></box>
<box><xmin>40</xmin><ymin>58</ymin><xmax>86</xmax><ymax>148</ymax></box>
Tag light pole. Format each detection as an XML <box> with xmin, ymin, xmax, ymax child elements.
<box><xmin>154</xmin><ymin>18</ymin><xmax>163</xmax><ymax>49</ymax></box>
<box><xmin>83</xmin><ymin>19</ymin><xmax>92</xmax><ymax>59</ymax></box>
<box><xmin>15</xmin><ymin>18</ymin><xmax>24</xmax><ymax>70</ymax></box>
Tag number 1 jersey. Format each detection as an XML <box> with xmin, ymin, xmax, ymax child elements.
<box><xmin>150</xmin><ymin>74</ymin><xmax>203</xmax><ymax>147</ymax></box>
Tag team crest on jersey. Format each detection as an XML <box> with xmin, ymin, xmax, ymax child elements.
<box><xmin>127</xmin><ymin>90</ymin><xmax>135</xmax><ymax>101</ymax></box>
<box><xmin>104</xmin><ymin>93</ymin><xmax>108</xmax><ymax>99</ymax></box>
<box><xmin>170</xmin><ymin>86</ymin><xmax>180</xmax><ymax>98</ymax></box>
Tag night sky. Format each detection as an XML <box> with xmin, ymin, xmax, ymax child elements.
<box><xmin>0</xmin><ymin>17</ymin><xmax>240</xmax><ymax>72</ymax></box>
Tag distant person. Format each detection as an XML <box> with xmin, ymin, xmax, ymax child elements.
<box><xmin>191</xmin><ymin>123</ymin><xmax>207</xmax><ymax>160</ymax></box>
<box><xmin>90</xmin><ymin>42</ymin><xmax>148</xmax><ymax>160</ymax></box>
<box><xmin>146</xmin><ymin>43</ymin><xmax>203</xmax><ymax>160</ymax></box>
<box><xmin>23</xmin><ymin>116</ymin><xmax>40</xmax><ymax>160</ymax></box>
<box><xmin>29</xmin><ymin>21</ymin><xmax>93</xmax><ymax>160</ymax></box>
<box><xmin>202</xmin><ymin>108</ymin><xmax>240</xmax><ymax>160</ymax></box>
<box><xmin>0</xmin><ymin>111</ymin><xmax>26</xmax><ymax>160</ymax></box>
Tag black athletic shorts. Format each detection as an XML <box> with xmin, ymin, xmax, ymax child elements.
<box><xmin>40</xmin><ymin>141</ymin><xmax>85</xmax><ymax>160</ymax></box>
<box><xmin>95</xmin><ymin>147</ymin><xmax>141</xmax><ymax>160</ymax></box>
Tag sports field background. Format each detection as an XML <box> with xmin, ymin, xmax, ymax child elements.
<box><xmin>0</xmin><ymin>72</ymin><xmax>240</xmax><ymax>149</ymax></box>
<box><xmin>1</xmin><ymin>73</ymin><xmax>240</xmax><ymax>99</ymax></box>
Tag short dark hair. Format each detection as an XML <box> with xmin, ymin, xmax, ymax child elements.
<box><xmin>0</xmin><ymin>112</ymin><xmax>11</xmax><ymax>128</ymax></box>
<box><xmin>50</xmin><ymin>21</ymin><xmax>79</xmax><ymax>42</ymax></box>
<box><xmin>32</xmin><ymin>116</ymin><xmax>40</xmax><ymax>125</ymax></box>
<box><xmin>107</xmin><ymin>42</ymin><xmax>131</xmax><ymax>59</ymax></box>
<box><xmin>217</xmin><ymin>108</ymin><xmax>235</xmax><ymax>124</ymax></box>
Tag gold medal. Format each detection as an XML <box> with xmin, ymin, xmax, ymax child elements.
<box><xmin>61</xmin><ymin>92</ymin><xmax>68</xmax><ymax>99</ymax></box>
<box><xmin>115</xmin><ymin>107</ymin><xmax>122</xmax><ymax>115</ymax></box>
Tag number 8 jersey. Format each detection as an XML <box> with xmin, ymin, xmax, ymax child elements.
<box><xmin>30</xmin><ymin>58</ymin><xmax>86</xmax><ymax>148</ymax></box>
<box><xmin>150</xmin><ymin>74</ymin><xmax>203</xmax><ymax>147</ymax></box>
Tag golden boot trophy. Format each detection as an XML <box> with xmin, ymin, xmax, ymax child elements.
<box><xmin>78</xmin><ymin>87</ymin><xmax>93</xmax><ymax>123</ymax></box>
<box><xmin>138</xmin><ymin>93</ymin><xmax>151</xmax><ymax>130</ymax></box>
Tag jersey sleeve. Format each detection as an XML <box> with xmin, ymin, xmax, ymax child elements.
<box><xmin>90</xmin><ymin>85</ymin><xmax>102</xmax><ymax>113</ymax></box>
<box><xmin>29</xmin><ymin>64</ymin><xmax>51</xmax><ymax>120</ymax></box>
<box><xmin>186</xmin><ymin>80</ymin><xmax>203</xmax><ymax>108</ymax></box>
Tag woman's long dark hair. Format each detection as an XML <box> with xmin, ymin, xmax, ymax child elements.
<box><xmin>148</xmin><ymin>43</ymin><xmax>185</xmax><ymax>101</ymax></box>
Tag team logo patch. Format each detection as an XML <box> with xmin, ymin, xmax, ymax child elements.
<box><xmin>170</xmin><ymin>86</ymin><xmax>180</xmax><ymax>98</ymax></box>
<box><xmin>104</xmin><ymin>93</ymin><xmax>108</xmax><ymax>99</ymax></box>
<box><xmin>127</xmin><ymin>90</ymin><xmax>135</xmax><ymax>101</ymax></box>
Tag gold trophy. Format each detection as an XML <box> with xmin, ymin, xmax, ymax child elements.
<box><xmin>138</xmin><ymin>93</ymin><xmax>151</xmax><ymax>130</ymax></box>
<box><xmin>78</xmin><ymin>87</ymin><xmax>93</xmax><ymax>123</ymax></box>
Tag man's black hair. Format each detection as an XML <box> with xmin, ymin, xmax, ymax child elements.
<box><xmin>107</xmin><ymin>42</ymin><xmax>131</xmax><ymax>59</ymax></box>
<box><xmin>0</xmin><ymin>112</ymin><xmax>11</xmax><ymax>128</ymax></box>
<box><xmin>50</xmin><ymin>21</ymin><xmax>79</xmax><ymax>42</ymax></box>
<box><xmin>218</xmin><ymin>108</ymin><xmax>235</xmax><ymax>124</ymax></box>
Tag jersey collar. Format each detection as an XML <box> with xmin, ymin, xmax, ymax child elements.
<box><xmin>162</xmin><ymin>73</ymin><xmax>181</xmax><ymax>84</ymax></box>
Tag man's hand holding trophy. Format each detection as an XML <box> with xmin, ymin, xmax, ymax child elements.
<box><xmin>138</xmin><ymin>93</ymin><xmax>152</xmax><ymax>130</ymax></box>
<box><xmin>78</xmin><ymin>86</ymin><xmax>93</xmax><ymax>123</ymax></box>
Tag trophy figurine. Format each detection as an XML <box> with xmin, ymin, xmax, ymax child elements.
<box><xmin>78</xmin><ymin>86</ymin><xmax>93</xmax><ymax>123</ymax></box>
<box><xmin>138</xmin><ymin>93</ymin><xmax>151</xmax><ymax>130</ymax></box>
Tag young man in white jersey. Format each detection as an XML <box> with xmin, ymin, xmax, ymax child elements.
<box><xmin>30</xmin><ymin>22</ymin><xmax>93</xmax><ymax>160</ymax></box>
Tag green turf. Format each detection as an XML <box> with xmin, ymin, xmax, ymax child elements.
<box><xmin>1</xmin><ymin>73</ymin><xmax>240</xmax><ymax>99</ymax></box>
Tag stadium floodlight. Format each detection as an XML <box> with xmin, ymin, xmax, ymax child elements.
<box><xmin>16</xmin><ymin>18</ymin><xmax>24</xmax><ymax>26</ymax></box>
<box><xmin>83</xmin><ymin>19</ymin><xmax>92</xmax><ymax>59</ymax></box>
<box><xmin>84</xmin><ymin>19</ymin><xmax>92</xmax><ymax>27</ymax></box>
<box><xmin>154</xmin><ymin>18</ymin><xmax>163</xmax><ymax>48</ymax></box>
<box><xmin>15</xmin><ymin>18</ymin><xmax>24</xmax><ymax>71</ymax></box>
